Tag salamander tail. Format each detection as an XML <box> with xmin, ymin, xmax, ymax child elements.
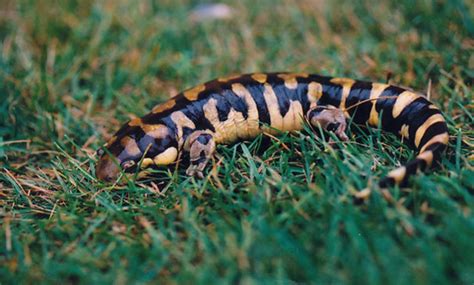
<box><xmin>379</xmin><ymin>116</ymin><xmax>449</xmax><ymax>188</ymax></box>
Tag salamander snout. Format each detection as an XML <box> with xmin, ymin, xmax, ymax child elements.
<box><xmin>95</xmin><ymin>154</ymin><xmax>121</xmax><ymax>182</ymax></box>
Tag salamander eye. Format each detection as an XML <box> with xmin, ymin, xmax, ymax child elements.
<box><xmin>96</xmin><ymin>148</ymin><xmax>105</xmax><ymax>157</ymax></box>
<box><xmin>121</xmin><ymin>160</ymin><xmax>136</xmax><ymax>170</ymax></box>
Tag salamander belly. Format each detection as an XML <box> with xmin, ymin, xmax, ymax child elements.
<box><xmin>207</xmin><ymin>101</ymin><xmax>306</xmax><ymax>144</ymax></box>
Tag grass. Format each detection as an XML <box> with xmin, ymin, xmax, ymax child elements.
<box><xmin>0</xmin><ymin>0</ymin><xmax>473</xmax><ymax>283</ymax></box>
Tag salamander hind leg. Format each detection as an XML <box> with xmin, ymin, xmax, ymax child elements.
<box><xmin>184</xmin><ymin>131</ymin><xmax>216</xmax><ymax>179</ymax></box>
<box><xmin>307</xmin><ymin>105</ymin><xmax>349</xmax><ymax>141</ymax></box>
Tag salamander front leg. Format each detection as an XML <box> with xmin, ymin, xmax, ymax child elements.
<box><xmin>307</xmin><ymin>105</ymin><xmax>348</xmax><ymax>141</ymax></box>
<box><xmin>184</xmin><ymin>131</ymin><xmax>216</xmax><ymax>179</ymax></box>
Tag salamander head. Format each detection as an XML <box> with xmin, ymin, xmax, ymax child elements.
<box><xmin>95</xmin><ymin>121</ymin><xmax>178</xmax><ymax>182</ymax></box>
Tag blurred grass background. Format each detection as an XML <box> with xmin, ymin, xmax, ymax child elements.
<box><xmin>0</xmin><ymin>0</ymin><xmax>473</xmax><ymax>284</ymax></box>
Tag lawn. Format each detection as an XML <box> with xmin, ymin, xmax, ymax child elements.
<box><xmin>1</xmin><ymin>0</ymin><xmax>473</xmax><ymax>284</ymax></box>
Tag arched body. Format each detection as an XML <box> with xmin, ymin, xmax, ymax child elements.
<box><xmin>96</xmin><ymin>72</ymin><xmax>449</xmax><ymax>187</ymax></box>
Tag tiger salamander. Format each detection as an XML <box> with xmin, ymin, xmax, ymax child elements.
<box><xmin>95</xmin><ymin>72</ymin><xmax>449</xmax><ymax>188</ymax></box>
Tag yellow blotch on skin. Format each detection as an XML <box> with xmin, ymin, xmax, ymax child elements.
<box><xmin>202</xmin><ymin>99</ymin><xmax>220</xmax><ymax>126</ymax></box>
<box><xmin>128</xmin><ymin>118</ymin><xmax>143</xmax><ymax>127</ymax></box>
<box><xmin>278</xmin><ymin>73</ymin><xmax>308</xmax><ymax>90</ymax></box>
<box><xmin>260</xmin><ymin>83</ymin><xmax>305</xmax><ymax>133</ymax></box>
<box><xmin>231</xmin><ymin>83</ymin><xmax>260</xmax><ymax>138</ymax></box>
<box><xmin>282</xmin><ymin>100</ymin><xmax>304</xmax><ymax>131</ymax></box>
<box><xmin>387</xmin><ymin>166</ymin><xmax>407</xmax><ymax>185</ymax></box>
<box><xmin>307</xmin><ymin>82</ymin><xmax>323</xmax><ymax>105</ymax></box>
<box><xmin>120</xmin><ymin>136</ymin><xmax>141</xmax><ymax>157</ymax></box>
<box><xmin>368</xmin><ymin>83</ymin><xmax>389</xmax><ymax>126</ymax></box>
<box><xmin>251</xmin><ymin>73</ymin><xmax>267</xmax><ymax>84</ymax></box>
<box><xmin>330</xmin><ymin>77</ymin><xmax>355</xmax><ymax>85</ymax></box>
<box><xmin>203</xmin><ymin>98</ymin><xmax>242</xmax><ymax>143</ymax></box>
<box><xmin>393</xmin><ymin>91</ymin><xmax>420</xmax><ymax>118</ymax></box>
<box><xmin>284</xmin><ymin>78</ymin><xmax>298</xmax><ymax>89</ymax></box>
<box><xmin>263</xmin><ymin>83</ymin><xmax>284</xmax><ymax>131</ymax></box>
<box><xmin>399</xmin><ymin>124</ymin><xmax>409</xmax><ymax>139</ymax></box>
<box><xmin>183</xmin><ymin>84</ymin><xmax>206</xmax><ymax>101</ymax></box>
<box><xmin>140</xmin><ymin>158</ymin><xmax>154</xmax><ymax>168</ymax></box>
<box><xmin>170</xmin><ymin>111</ymin><xmax>196</xmax><ymax>146</ymax></box>
<box><xmin>143</xmin><ymin>124</ymin><xmax>169</xmax><ymax>139</ymax></box>
<box><xmin>330</xmin><ymin>78</ymin><xmax>355</xmax><ymax>116</ymax></box>
<box><xmin>414</xmin><ymin>114</ymin><xmax>446</xmax><ymax>147</ymax></box>
<box><xmin>153</xmin><ymin>147</ymin><xmax>178</xmax><ymax>165</ymax></box>
<box><xmin>217</xmin><ymin>74</ymin><xmax>240</xmax><ymax>82</ymax></box>
<box><xmin>152</xmin><ymin>99</ymin><xmax>176</xmax><ymax>114</ymax></box>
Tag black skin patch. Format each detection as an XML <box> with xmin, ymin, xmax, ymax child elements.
<box><xmin>405</xmin><ymin>158</ymin><xmax>421</xmax><ymax>174</ymax></box>
<box><xmin>326</xmin><ymin>122</ymin><xmax>340</xmax><ymax>132</ymax></box>
<box><xmin>196</xmin><ymin>133</ymin><xmax>212</xmax><ymax>145</ymax></box>
<box><xmin>213</xmin><ymin>94</ymin><xmax>232</xmax><ymax>122</ymax></box>
<box><xmin>204</xmin><ymin>79</ymin><xmax>227</xmax><ymax>92</ymax></box>
<box><xmin>223</xmin><ymin>89</ymin><xmax>249</xmax><ymax>119</ymax></box>
<box><xmin>185</xmin><ymin>100</ymin><xmax>216</xmax><ymax>132</ymax></box>
<box><xmin>374</xmin><ymin>86</ymin><xmax>402</xmax><ymax>133</ymax></box>
<box><xmin>406</xmin><ymin>108</ymin><xmax>441</xmax><ymax>148</ymax></box>
<box><xmin>114</xmin><ymin>125</ymin><xmax>141</xmax><ymax>140</ymax></box>
<box><xmin>379</xmin><ymin>177</ymin><xmax>396</xmax><ymax>188</ymax></box>
<box><xmin>320</xmin><ymin>83</ymin><xmax>343</xmax><ymax>106</ymax></box>
<box><xmin>160</xmin><ymin>134</ymin><xmax>179</xmax><ymax>151</ymax></box>
<box><xmin>211</xmin><ymin>91</ymin><xmax>249</xmax><ymax>122</ymax></box>
<box><xmin>425</xmin><ymin>142</ymin><xmax>447</xmax><ymax>153</ymax></box>
<box><xmin>307</xmin><ymin>107</ymin><xmax>325</xmax><ymax>118</ymax></box>
<box><xmin>160</xmin><ymin>116</ymin><xmax>178</xmax><ymax>135</ymax></box>
<box><xmin>137</xmin><ymin>134</ymin><xmax>159</xmax><ymax>154</ymax></box>
<box><xmin>182</xmin><ymin>126</ymin><xmax>195</xmax><ymax>139</ymax></box>
<box><xmin>195</xmin><ymin>86</ymin><xmax>215</xmax><ymax>101</ymax></box>
<box><xmin>424</xmin><ymin>142</ymin><xmax>447</xmax><ymax>165</ymax></box>
<box><xmin>246</xmin><ymin>83</ymin><xmax>272</xmax><ymax>126</ymax></box>
<box><xmin>418</xmin><ymin>121</ymin><xmax>448</xmax><ymax>148</ymax></box>
<box><xmin>298</xmin><ymin>74</ymin><xmax>336</xmax><ymax>114</ymax></box>
<box><xmin>107</xmin><ymin>137</ymin><xmax>127</xmax><ymax>157</ymax></box>
<box><xmin>141</xmin><ymin>113</ymin><xmax>161</xmax><ymax>125</ymax></box>
<box><xmin>345</xmin><ymin>81</ymin><xmax>373</xmax><ymax>124</ymax></box>
<box><xmin>272</xmin><ymin>83</ymin><xmax>291</xmax><ymax>117</ymax></box>
<box><xmin>415</xmin><ymin>158</ymin><xmax>428</xmax><ymax>172</ymax></box>
<box><xmin>294</xmin><ymin>83</ymin><xmax>310</xmax><ymax>113</ymax></box>
<box><xmin>303</xmin><ymin>74</ymin><xmax>343</xmax><ymax>107</ymax></box>
<box><xmin>265</xmin><ymin>74</ymin><xmax>292</xmax><ymax>117</ymax></box>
